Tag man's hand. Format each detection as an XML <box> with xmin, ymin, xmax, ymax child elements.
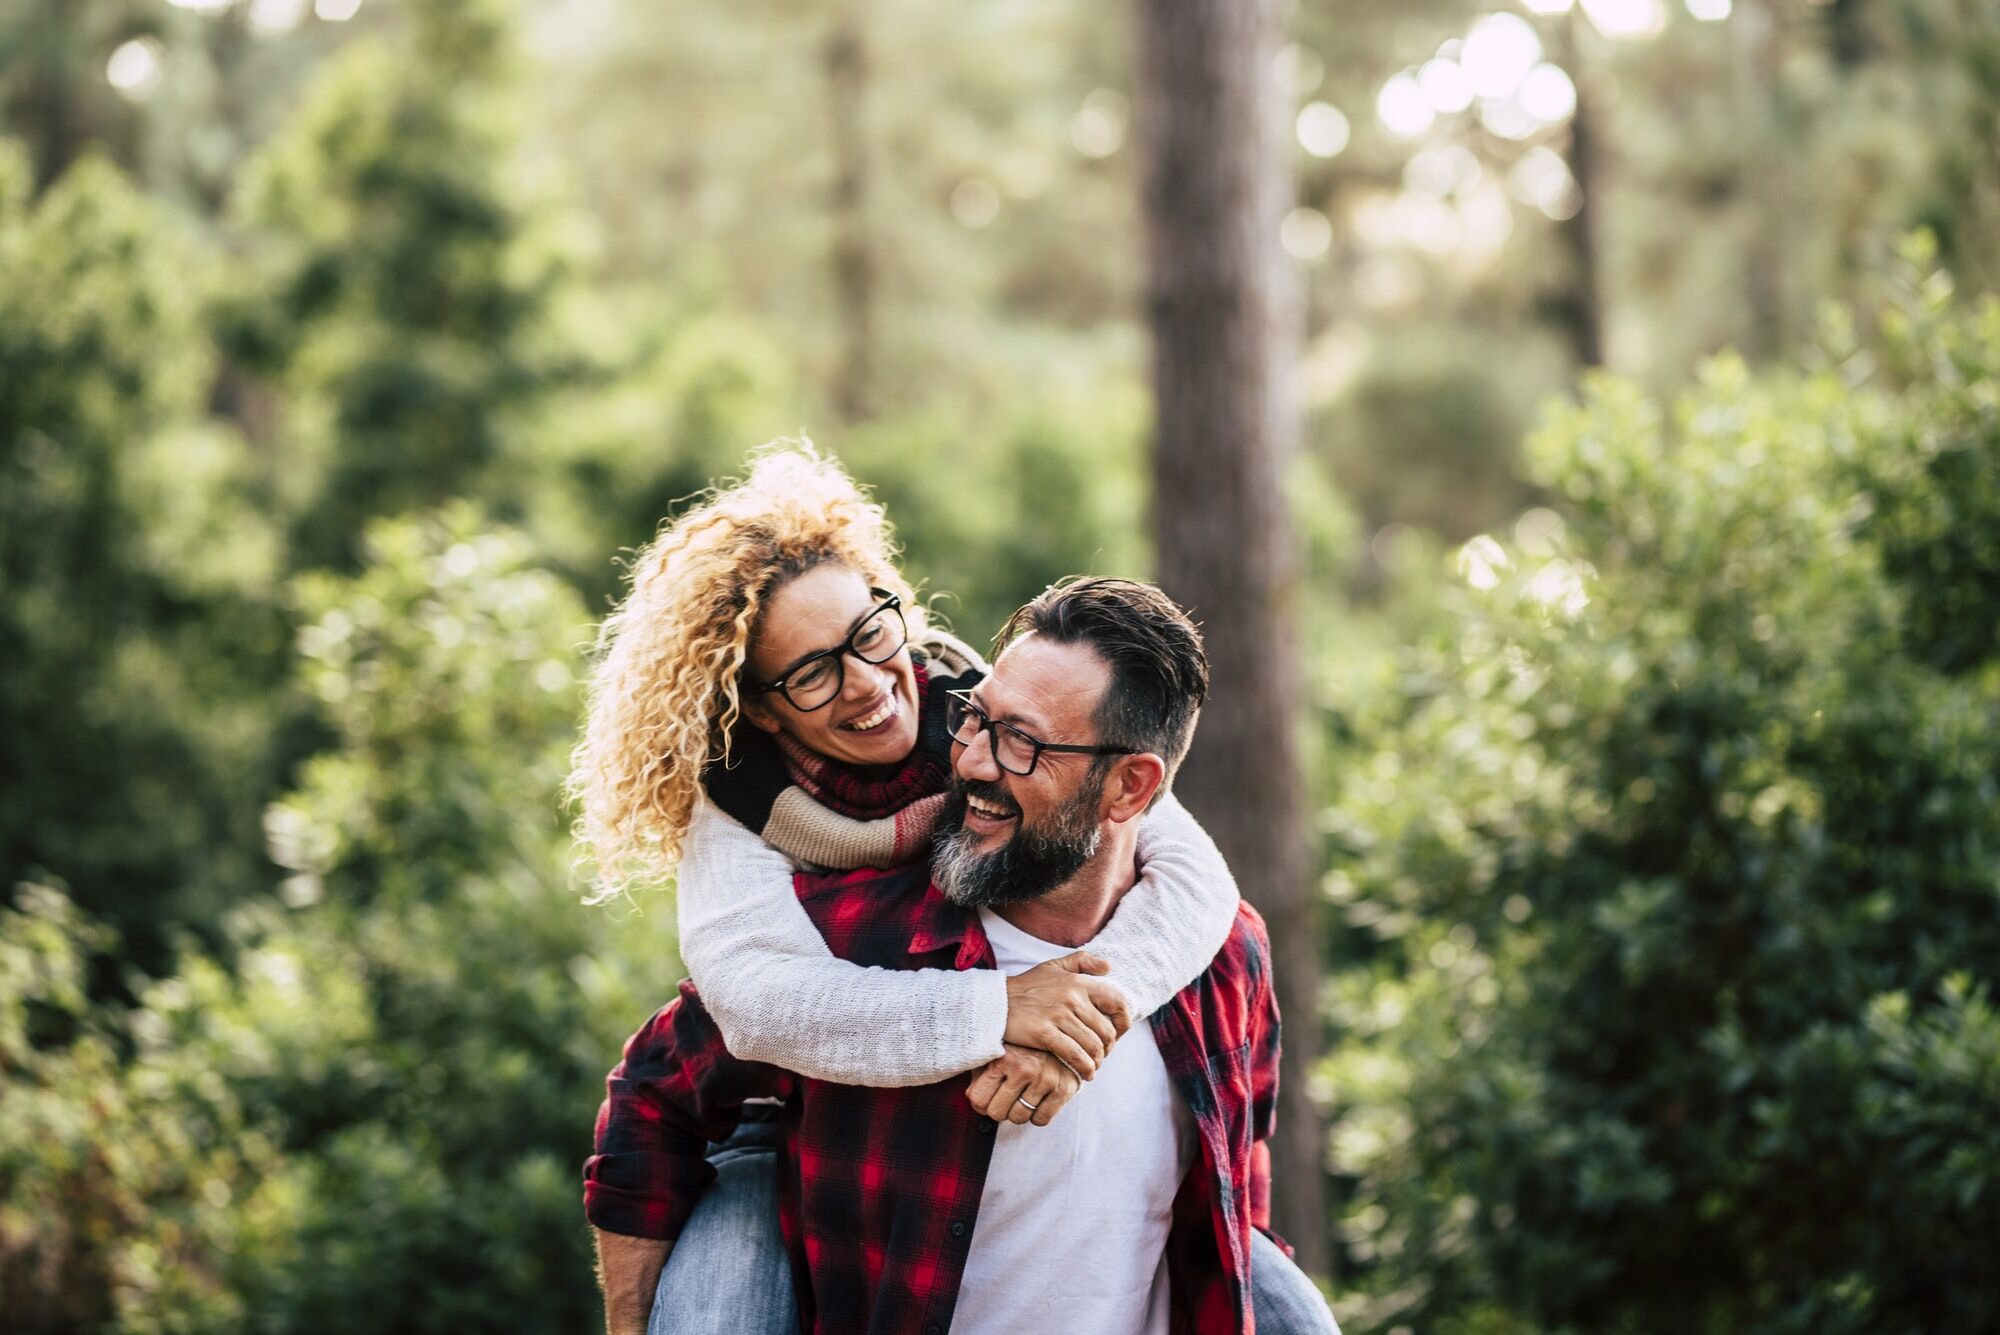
<box><xmin>968</xmin><ymin>1042</ymin><xmax>1084</xmax><ymax>1126</ymax></box>
<box><xmin>1002</xmin><ymin>950</ymin><xmax>1132</xmax><ymax>1078</ymax></box>
<box><xmin>595</xmin><ymin>1228</ymin><xmax>671</xmax><ymax>1335</ymax></box>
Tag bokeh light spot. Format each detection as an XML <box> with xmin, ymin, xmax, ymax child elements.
<box><xmin>1297</xmin><ymin>102</ymin><xmax>1352</xmax><ymax>158</ymax></box>
<box><xmin>1479</xmin><ymin>96</ymin><xmax>1540</xmax><ymax>141</ymax></box>
<box><xmin>106</xmin><ymin>38</ymin><xmax>165</xmax><ymax>100</ymax></box>
<box><xmin>1518</xmin><ymin>63</ymin><xmax>1577</xmax><ymax>124</ymax></box>
<box><xmin>1458</xmin><ymin>535</ymin><xmax>1510</xmax><ymax>590</ymax></box>
<box><xmin>1377</xmin><ymin>73</ymin><xmax>1435</xmax><ymax>138</ymax></box>
<box><xmin>1463</xmin><ymin>13</ymin><xmax>1542</xmax><ymax>99</ymax></box>
<box><xmin>1071</xmin><ymin>89</ymin><xmax>1128</xmax><ymax>158</ymax></box>
<box><xmin>1275</xmin><ymin>43</ymin><xmax>1326</xmax><ymax>97</ymax></box>
<box><xmin>950</xmin><ymin>178</ymin><xmax>1000</xmax><ymax>228</ymax></box>
<box><xmin>1281</xmin><ymin>207</ymin><xmax>1334</xmax><ymax>261</ymax></box>
<box><xmin>1406</xmin><ymin>145</ymin><xmax>1483</xmax><ymax>198</ymax></box>
<box><xmin>1418</xmin><ymin>59</ymin><xmax>1474</xmax><ymax>115</ymax></box>
<box><xmin>1583</xmin><ymin>0</ymin><xmax>1668</xmax><ymax>40</ymax></box>
<box><xmin>1509</xmin><ymin>145</ymin><xmax>1582</xmax><ymax>218</ymax></box>
<box><xmin>249</xmin><ymin>0</ymin><xmax>310</xmax><ymax>35</ymax></box>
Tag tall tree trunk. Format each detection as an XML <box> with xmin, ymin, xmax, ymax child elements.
<box><xmin>1735</xmin><ymin>0</ymin><xmax>1787</xmax><ymax>359</ymax></box>
<box><xmin>825</xmin><ymin>8</ymin><xmax>875</xmax><ymax>423</ymax></box>
<box><xmin>1134</xmin><ymin>0</ymin><xmax>1328</xmax><ymax>1281</ymax></box>
<box><xmin>1556</xmin><ymin>16</ymin><xmax>1606</xmax><ymax>368</ymax></box>
<box><xmin>27</xmin><ymin>0</ymin><xmax>83</xmax><ymax>194</ymax></box>
<box><xmin>1826</xmin><ymin>0</ymin><xmax>1875</xmax><ymax>69</ymax></box>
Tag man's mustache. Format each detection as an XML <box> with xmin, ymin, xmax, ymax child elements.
<box><xmin>946</xmin><ymin>778</ymin><xmax>1020</xmax><ymax>821</ymax></box>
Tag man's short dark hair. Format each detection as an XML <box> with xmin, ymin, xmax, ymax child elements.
<box><xmin>993</xmin><ymin>577</ymin><xmax>1209</xmax><ymax>791</ymax></box>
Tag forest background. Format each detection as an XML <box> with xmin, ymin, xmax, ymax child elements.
<box><xmin>4</xmin><ymin>0</ymin><xmax>2000</xmax><ymax>1331</ymax></box>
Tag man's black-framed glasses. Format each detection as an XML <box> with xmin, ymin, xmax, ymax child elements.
<box><xmin>751</xmin><ymin>590</ymin><xmax>908</xmax><ymax>712</ymax></box>
<box><xmin>944</xmin><ymin>688</ymin><xmax>1137</xmax><ymax>777</ymax></box>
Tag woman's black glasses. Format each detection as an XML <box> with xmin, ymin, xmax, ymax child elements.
<box><xmin>750</xmin><ymin>591</ymin><xmax>908</xmax><ymax>712</ymax></box>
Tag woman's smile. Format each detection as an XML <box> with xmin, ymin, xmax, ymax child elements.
<box><xmin>840</xmin><ymin>693</ymin><xmax>901</xmax><ymax>733</ymax></box>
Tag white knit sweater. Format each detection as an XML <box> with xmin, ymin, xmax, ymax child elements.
<box><xmin>675</xmin><ymin>792</ymin><xmax>1242</xmax><ymax>1087</ymax></box>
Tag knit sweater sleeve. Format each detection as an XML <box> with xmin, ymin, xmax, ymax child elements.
<box><xmin>1089</xmin><ymin>791</ymin><xmax>1243</xmax><ymax>1017</ymax></box>
<box><xmin>675</xmin><ymin>797</ymin><xmax>1010</xmax><ymax>1087</ymax></box>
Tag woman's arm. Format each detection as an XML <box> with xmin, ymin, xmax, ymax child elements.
<box><xmin>675</xmin><ymin>798</ymin><xmax>1014</xmax><ymax>1087</ymax></box>
<box><xmin>1068</xmin><ymin>790</ymin><xmax>1242</xmax><ymax>1019</ymax></box>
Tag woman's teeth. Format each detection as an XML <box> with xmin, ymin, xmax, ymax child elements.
<box><xmin>842</xmin><ymin>697</ymin><xmax>899</xmax><ymax>732</ymax></box>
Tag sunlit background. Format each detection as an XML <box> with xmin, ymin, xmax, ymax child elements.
<box><xmin>5</xmin><ymin>0</ymin><xmax>2000</xmax><ymax>1330</ymax></box>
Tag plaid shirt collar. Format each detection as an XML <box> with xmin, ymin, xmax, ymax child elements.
<box><xmin>905</xmin><ymin>883</ymin><xmax>989</xmax><ymax>966</ymax></box>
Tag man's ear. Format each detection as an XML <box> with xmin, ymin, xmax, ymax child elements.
<box><xmin>1104</xmin><ymin>752</ymin><xmax>1167</xmax><ymax>824</ymax></box>
<box><xmin>740</xmin><ymin>693</ymin><xmax>786</xmax><ymax>736</ymax></box>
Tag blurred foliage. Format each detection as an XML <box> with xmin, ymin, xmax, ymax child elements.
<box><xmin>1312</xmin><ymin>323</ymin><xmax>1548</xmax><ymax>544</ymax></box>
<box><xmin>1319</xmin><ymin>265</ymin><xmax>2000</xmax><ymax>1333</ymax></box>
<box><xmin>0</xmin><ymin>140</ymin><xmax>290</xmax><ymax>965</ymax></box>
<box><xmin>2</xmin><ymin>509</ymin><xmax>667</xmax><ymax>1333</ymax></box>
<box><xmin>217</xmin><ymin>0</ymin><xmax>588</xmax><ymax>570</ymax></box>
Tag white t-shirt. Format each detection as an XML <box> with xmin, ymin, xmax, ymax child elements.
<box><xmin>951</xmin><ymin>909</ymin><xmax>1199</xmax><ymax>1335</ymax></box>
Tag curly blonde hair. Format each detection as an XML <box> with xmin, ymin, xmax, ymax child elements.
<box><xmin>567</xmin><ymin>443</ymin><xmax>924</xmax><ymax>902</ymax></box>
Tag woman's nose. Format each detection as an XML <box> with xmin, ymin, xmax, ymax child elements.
<box><xmin>841</xmin><ymin>652</ymin><xmax>893</xmax><ymax>701</ymax></box>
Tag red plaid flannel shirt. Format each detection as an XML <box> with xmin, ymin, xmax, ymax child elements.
<box><xmin>584</xmin><ymin>861</ymin><xmax>1283</xmax><ymax>1335</ymax></box>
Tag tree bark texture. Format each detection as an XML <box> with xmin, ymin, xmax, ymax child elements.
<box><xmin>26</xmin><ymin>0</ymin><xmax>82</xmax><ymax>195</ymax></box>
<box><xmin>1133</xmin><ymin>0</ymin><xmax>1329</xmax><ymax>1279</ymax></box>
<box><xmin>1557</xmin><ymin>16</ymin><xmax>1606</xmax><ymax>369</ymax></box>
<box><xmin>1734</xmin><ymin>0</ymin><xmax>1788</xmax><ymax>359</ymax></box>
<box><xmin>825</xmin><ymin>10</ymin><xmax>876</xmax><ymax>423</ymax></box>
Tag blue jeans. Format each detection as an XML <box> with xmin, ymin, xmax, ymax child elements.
<box><xmin>648</xmin><ymin>1115</ymin><xmax>798</xmax><ymax>1335</ymax></box>
<box><xmin>1247</xmin><ymin>1227</ymin><xmax>1342</xmax><ymax>1334</ymax></box>
<box><xmin>649</xmin><ymin>1119</ymin><xmax>1340</xmax><ymax>1334</ymax></box>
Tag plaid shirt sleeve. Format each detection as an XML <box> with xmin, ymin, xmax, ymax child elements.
<box><xmin>1244</xmin><ymin>909</ymin><xmax>1286</xmax><ymax>1246</ymax></box>
<box><xmin>583</xmin><ymin>980</ymin><xmax>794</xmax><ymax>1240</ymax></box>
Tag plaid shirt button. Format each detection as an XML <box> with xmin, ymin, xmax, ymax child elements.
<box><xmin>950</xmin><ymin>1221</ymin><xmax>967</xmax><ymax>1237</ymax></box>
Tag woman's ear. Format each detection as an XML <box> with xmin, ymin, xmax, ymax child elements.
<box><xmin>740</xmin><ymin>694</ymin><xmax>786</xmax><ymax>736</ymax></box>
<box><xmin>1105</xmin><ymin>752</ymin><xmax>1167</xmax><ymax>824</ymax></box>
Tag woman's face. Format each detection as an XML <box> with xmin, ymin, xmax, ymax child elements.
<box><xmin>742</xmin><ymin>564</ymin><xmax>922</xmax><ymax>768</ymax></box>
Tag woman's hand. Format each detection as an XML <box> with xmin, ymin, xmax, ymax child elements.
<box><xmin>1002</xmin><ymin>951</ymin><xmax>1132</xmax><ymax>1078</ymax></box>
<box><xmin>967</xmin><ymin>1043</ymin><xmax>1083</xmax><ymax>1126</ymax></box>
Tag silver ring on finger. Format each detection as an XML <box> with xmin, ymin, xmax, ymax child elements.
<box><xmin>1017</xmin><ymin>1097</ymin><xmax>1039</xmax><ymax>1111</ymax></box>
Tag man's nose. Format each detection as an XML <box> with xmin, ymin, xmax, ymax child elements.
<box><xmin>953</xmin><ymin>724</ymin><xmax>1002</xmax><ymax>783</ymax></box>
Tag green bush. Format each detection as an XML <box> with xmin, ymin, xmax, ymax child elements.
<box><xmin>2</xmin><ymin>509</ymin><xmax>668</xmax><ymax>1332</ymax></box>
<box><xmin>1322</xmin><ymin>272</ymin><xmax>2000</xmax><ymax>1334</ymax></box>
<box><xmin>0</xmin><ymin>141</ymin><xmax>289</xmax><ymax>964</ymax></box>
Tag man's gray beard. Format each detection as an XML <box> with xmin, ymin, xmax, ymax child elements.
<box><xmin>932</xmin><ymin>779</ymin><xmax>1105</xmax><ymax>910</ymax></box>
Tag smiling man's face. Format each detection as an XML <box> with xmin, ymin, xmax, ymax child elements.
<box><xmin>932</xmin><ymin>634</ymin><xmax>1116</xmax><ymax>909</ymax></box>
